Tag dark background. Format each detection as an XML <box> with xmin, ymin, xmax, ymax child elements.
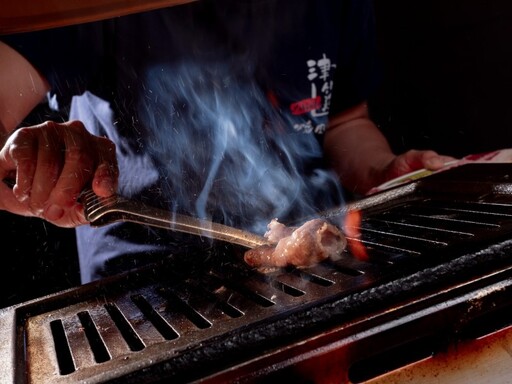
<box><xmin>0</xmin><ymin>213</ymin><xmax>79</xmax><ymax>308</ymax></box>
<box><xmin>370</xmin><ymin>0</ymin><xmax>512</xmax><ymax>157</ymax></box>
<box><xmin>2</xmin><ymin>0</ymin><xmax>512</xmax><ymax>308</ymax></box>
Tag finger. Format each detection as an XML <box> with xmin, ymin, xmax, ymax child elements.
<box><xmin>0</xmin><ymin>178</ymin><xmax>28</xmax><ymax>214</ymax></box>
<box><xmin>46</xmin><ymin>202</ymin><xmax>89</xmax><ymax>228</ymax></box>
<box><xmin>91</xmin><ymin>135</ymin><xmax>118</xmax><ymax>197</ymax></box>
<box><xmin>406</xmin><ymin>149</ymin><xmax>434</xmax><ymax>169</ymax></box>
<box><xmin>44</xmin><ymin>121</ymin><xmax>96</xmax><ymax>208</ymax></box>
<box><xmin>29</xmin><ymin>124</ymin><xmax>66</xmax><ymax>214</ymax></box>
<box><xmin>0</xmin><ymin>127</ymin><xmax>39</xmax><ymax>203</ymax></box>
<box><xmin>438</xmin><ymin>155</ymin><xmax>459</xmax><ymax>164</ymax></box>
<box><xmin>421</xmin><ymin>152</ymin><xmax>458</xmax><ymax>170</ymax></box>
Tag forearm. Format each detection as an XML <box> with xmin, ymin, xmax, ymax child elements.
<box><xmin>324</xmin><ymin>103</ymin><xmax>457</xmax><ymax>196</ymax></box>
<box><xmin>0</xmin><ymin>40</ymin><xmax>49</xmax><ymax>137</ymax></box>
<box><xmin>324</xmin><ymin>104</ymin><xmax>395</xmax><ymax>195</ymax></box>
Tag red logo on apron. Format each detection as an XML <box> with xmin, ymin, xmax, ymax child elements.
<box><xmin>290</xmin><ymin>97</ymin><xmax>321</xmax><ymax>115</ymax></box>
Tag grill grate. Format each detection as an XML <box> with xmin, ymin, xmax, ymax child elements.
<box><xmin>3</xmin><ymin>163</ymin><xmax>512</xmax><ymax>383</ymax></box>
<box><xmin>19</xmin><ymin>255</ymin><xmax>376</xmax><ymax>383</ymax></box>
<box><xmin>359</xmin><ymin>197</ymin><xmax>512</xmax><ymax>257</ymax></box>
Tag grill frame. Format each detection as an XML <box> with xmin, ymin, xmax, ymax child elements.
<box><xmin>3</xmin><ymin>163</ymin><xmax>512</xmax><ymax>383</ymax></box>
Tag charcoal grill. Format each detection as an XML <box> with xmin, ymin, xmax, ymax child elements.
<box><xmin>3</xmin><ymin>163</ymin><xmax>512</xmax><ymax>383</ymax></box>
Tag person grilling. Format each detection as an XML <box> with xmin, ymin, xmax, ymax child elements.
<box><xmin>0</xmin><ymin>0</ymin><xmax>454</xmax><ymax>284</ymax></box>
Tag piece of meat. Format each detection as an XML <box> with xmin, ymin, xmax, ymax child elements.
<box><xmin>264</xmin><ymin>218</ymin><xmax>294</xmax><ymax>242</ymax></box>
<box><xmin>244</xmin><ymin>218</ymin><xmax>347</xmax><ymax>268</ymax></box>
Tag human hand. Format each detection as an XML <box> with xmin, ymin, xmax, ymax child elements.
<box><xmin>381</xmin><ymin>149</ymin><xmax>457</xmax><ymax>183</ymax></box>
<box><xmin>0</xmin><ymin>120</ymin><xmax>118</xmax><ymax>227</ymax></box>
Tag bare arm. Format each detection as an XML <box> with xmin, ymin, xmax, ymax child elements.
<box><xmin>324</xmin><ymin>101</ymin><xmax>456</xmax><ymax>195</ymax></box>
<box><xmin>0</xmin><ymin>41</ymin><xmax>49</xmax><ymax>136</ymax></box>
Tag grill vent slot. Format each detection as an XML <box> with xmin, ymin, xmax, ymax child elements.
<box><xmin>205</xmin><ymin>273</ymin><xmax>276</xmax><ymax>308</ymax></box>
<box><xmin>77</xmin><ymin>311</ymin><xmax>110</xmax><ymax>363</ymax></box>
<box><xmin>291</xmin><ymin>268</ymin><xmax>336</xmax><ymax>286</ymax></box>
<box><xmin>131</xmin><ymin>294</ymin><xmax>180</xmax><ymax>340</ymax></box>
<box><xmin>104</xmin><ymin>303</ymin><xmax>145</xmax><ymax>351</ymax></box>
<box><xmin>270</xmin><ymin>280</ymin><xmax>305</xmax><ymax>297</ymax></box>
<box><xmin>50</xmin><ymin>319</ymin><xmax>75</xmax><ymax>375</ymax></box>
<box><xmin>157</xmin><ymin>287</ymin><xmax>212</xmax><ymax>329</ymax></box>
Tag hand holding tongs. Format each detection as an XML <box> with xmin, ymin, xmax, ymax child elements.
<box><xmin>79</xmin><ymin>188</ymin><xmax>270</xmax><ymax>249</ymax></box>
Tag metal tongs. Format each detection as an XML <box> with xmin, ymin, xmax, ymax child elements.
<box><xmin>79</xmin><ymin>188</ymin><xmax>270</xmax><ymax>249</ymax></box>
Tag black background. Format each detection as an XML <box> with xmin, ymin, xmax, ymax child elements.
<box><xmin>370</xmin><ymin>0</ymin><xmax>512</xmax><ymax>157</ymax></box>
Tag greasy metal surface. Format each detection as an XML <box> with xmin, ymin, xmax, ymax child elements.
<box><xmin>0</xmin><ymin>252</ymin><xmax>381</xmax><ymax>383</ymax></box>
<box><xmin>206</xmin><ymin>261</ymin><xmax>512</xmax><ymax>383</ymax></box>
<box><xmin>2</xmin><ymin>163</ymin><xmax>512</xmax><ymax>383</ymax></box>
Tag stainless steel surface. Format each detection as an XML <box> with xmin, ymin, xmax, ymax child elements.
<box><xmin>80</xmin><ymin>188</ymin><xmax>270</xmax><ymax>249</ymax></box>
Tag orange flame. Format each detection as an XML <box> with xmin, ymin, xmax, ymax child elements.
<box><xmin>343</xmin><ymin>209</ymin><xmax>368</xmax><ymax>261</ymax></box>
